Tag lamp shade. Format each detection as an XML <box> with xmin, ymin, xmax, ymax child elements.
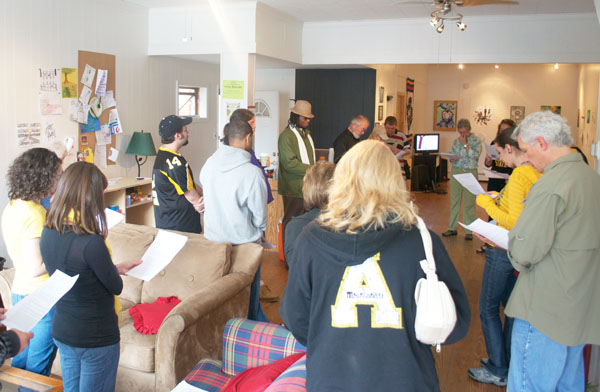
<box><xmin>126</xmin><ymin>131</ymin><xmax>157</xmax><ymax>156</ymax></box>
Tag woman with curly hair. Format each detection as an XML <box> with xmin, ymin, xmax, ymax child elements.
<box><xmin>1</xmin><ymin>148</ymin><xmax>62</xmax><ymax>375</ymax></box>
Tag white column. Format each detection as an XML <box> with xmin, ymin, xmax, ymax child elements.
<box><xmin>218</xmin><ymin>52</ymin><xmax>256</xmax><ymax>139</ymax></box>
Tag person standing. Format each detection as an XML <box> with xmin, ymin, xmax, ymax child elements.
<box><xmin>278</xmin><ymin>100</ymin><xmax>315</xmax><ymax>249</ymax></box>
<box><xmin>333</xmin><ymin>114</ymin><xmax>369</xmax><ymax>163</ymax></box>
<box><xmin>443</xmin><ymin>119</ymin><xmax>482</xmax><ymax>240</ymax></box>
<box><xmin>200</xmin><ymin>120</ymin><xmax>268</xmax><ymax>321</ymax></box>
<box><xmin>1</xmin><ymin>148</ymin><xmax>62</xmax><ymax>376</ymax></box>
<box><xmin>152</xmin><ymin>115</ymin><xmax>203</xmax><ymax>233</ymax></box>
<box><xmin>503</xmin><ymin>111</ymin><xmax>600</xmax><ymax>391</ymax></box>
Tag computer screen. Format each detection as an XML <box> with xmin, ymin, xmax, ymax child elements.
<box><xmin>414</xmin><ymin>133</ymin><xmax>440</xmax><ymax>153</ymax></box>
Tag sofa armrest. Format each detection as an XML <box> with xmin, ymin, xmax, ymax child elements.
<box><xmin>153</xmin><ymin>271</ymin><xmax>254</xmax><ymax>392</ymax></box>
<box><xmin>0</xmin><ymin>269</ymin><xmax>15</xmax><ymax>308</ymax></box>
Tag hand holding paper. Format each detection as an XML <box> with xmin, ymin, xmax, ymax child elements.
<box><xmin>459</xmin><ymin>219</ymin><xmax>509</xmax><ymax>249</ymax></box>
<box><xmin>453</xmin><ymin>173</ymin><xmax>498</xmax><ymax>198</ymax></box>
<box><xmin>126</xmin><ymin>230</ymin><xmax>188</xmax><ymax>281</ymax></box>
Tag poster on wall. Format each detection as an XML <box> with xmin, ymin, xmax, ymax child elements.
<box><xmin>378</xmin><ymin>105</ymin><xmax>384</xmax><ymax>121</ymax></box>
<box><xmin>510</xmin><ymin>106</ymin><xmax>525</xmax><ymax>124</ymax></box>
<box><xmin>541</xmin><ymin>105</ymin><xmax>561</xmax><ymax>115</ymax></box>
<box><xmin>39</xmin><ymin>68</ymin><xmax>60</xmax><ymax>92</ymax></box>
<box><xmin>433</xmin><ymin>100</ymin><xmax>457</xmax><ymax>131</ymax></box>
<box><xmin>16</xmin><ymin>122</ymin><xmax>41</xmax><ymax>148</ymax></box>
<box><xmin>222</xmin><ymin>80</ymin><xmax>245</xmax><ymax>100</ymax></box>
<box><xmin>406</xmin><ymin>78</ymin><xmax>414</xmax><ymax>132</ymax></box>
<box><xmin>61</xmin><ymin>68</ymin><xmax>78</xmax><ymax>98</ymax></box>
<box><xmin>39</xmin><ymin>91</ymin><xmax>62</xmax><ymax>115</ymax></box>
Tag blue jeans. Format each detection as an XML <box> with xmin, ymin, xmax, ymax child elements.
<box><xmin>10</xmin><ymin>293</ymin><xmax>57</xmax><ymax>376</ymax></box>
<box><xmin>248</xmin><ymin>266</ymin><xmax>268</xmax><ymax>322</ymax></box>
<box><xmin>479</xmin><ymin>247</ymin><xmax>517</xmax><ymax>378</ymax></box>
<box><xmin>508</xmin><ymin>318</ymin><xmax>585</xmax><ymax>392</ymax></box>
<box><xmin>54</xmin><ymin>339</ymin><xmax>120</xmax><ymax>392</ymax></box>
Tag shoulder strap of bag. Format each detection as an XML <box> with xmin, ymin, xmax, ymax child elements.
<box><xmin>415</xmin><ymin>216</ymin><xmax>436</xmax><ymax>276</ymax></box>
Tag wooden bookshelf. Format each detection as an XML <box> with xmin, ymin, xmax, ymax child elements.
<box><xmin>105</xmin><ymin>177</ymin><xmax>154</xmax><ymax>227</ymax></box>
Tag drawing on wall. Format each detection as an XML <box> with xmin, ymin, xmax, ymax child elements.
<box><xmin>473</xmin><ymin>106</ymin><xmax>492</xmax><ymax>126</ymax></box>
<box><xmin>433</xmin><ymin>100</ymin><xmax>457</xmax><ymax>131</ymax></box>
<box><xmin>378</xmin><ymin>105</ymin><xmax>384</xmax><ymax>121</ymax></box>
<box><xmin>406</xmin><ymin>78</ymin><xmax>414</xmax><ymax>131</ymax></box>
<box><xmin>587</xmin><ymin>109</ymin><xmax>591</xmax><ymax>124</ymax></box>
<box><xmin>379</xmin><ymin>86</ymin><xmax>385</xmax><ymax>103</ymax></box>
<box><xmin>510</xmin><ymin>106</ymin><xmax>525</xmax><ymax>124</ymax></box>
<box><xmin>17</xmin><ymin>123</ymin><xmax>41</xmax><ymax>148</ymax></box>
<box><xmin>61</xmin><ymin>67</ymin><xmax>78</xmax><ymax>98</ymax></box>
<box><xmin>541</xmin><ymin>105</ymin><xmax>561</xmax><ymax>115</ymax></box>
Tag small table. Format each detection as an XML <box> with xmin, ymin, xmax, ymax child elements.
<box><xmin>0</xmin><ymin>365</ymin><xmax>62</xmax><ymax>391</ymax></box>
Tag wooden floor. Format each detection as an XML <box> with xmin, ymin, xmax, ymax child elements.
<box><xmin>260</xmin><ymin>180</ymin><xmax>507</xmax><ymax>391</ymax></box>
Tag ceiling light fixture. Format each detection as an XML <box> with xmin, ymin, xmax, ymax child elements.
<box><xmin>495</xmin><ymin>64</ymin><xmax>500</xmax><ymax>69</ymax></box>
<box><xmin>458</xmin><ymin>64</ymin><xmax>464</xmax><ymax>70</ymax></box>
<box><xmin>431</xmin><ymin>9</ymin><xmax>465</xmax><ymax>33</ymax></box>
<box><xmin>554</xmin><ymin>63</ymin><xmax>560</xmax><ymax>70</ymax></box>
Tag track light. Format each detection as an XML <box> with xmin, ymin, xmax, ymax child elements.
<box><xmin>430</xmin><ymin>10</ymin><xmax>465</xmax><ymax>33</ymax></box>
<box><xmin>456</xmin><ymin>20</ymin><xmax>466</xmax><ymax>31</ymax></box>
<box><xmin>436</xmin><ymin>22</ymin><xmax>445</xmax><ymax>33</ymax></box>
<box><xmin>430</xmin><ymin>17</ymin><xmax>439</xmax><ymax>27</ymax></box>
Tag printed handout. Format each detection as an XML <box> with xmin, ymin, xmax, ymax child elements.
<box><xmin>17</xmin><ymin>123</ymin><xmax>41</xmax><ymax>148</ymax></box>
<box><xmin>104</xmin><ymin>208</ymin><xmax>125</xmax><ymax>230</ymax></box>
<box><xmin>485</xmin><ymin>143</ymin><xmax>500</xmax><ymax>160</ymax></box>
<box><xmin>171</xmin><ymin>380</ymin><xmax>209</xmax><ymax>392</ymax></box>
<box><xmin>38</xmin><ymin>68</ymin><xmax>60</xmax><ymax>92</ymax></box>
<box><xmin>459</xmin><ymin>218</ymin><xmax>509</xmax><ymax>249</ymax></box>
<box><xmin>101</xmin><ymin>90</ymin><xmax>116</xmax><ymax>109</ymax></box>
<box><xmin>3</xmin><ymin>270</ymin><xmax>79</xmax><ymax>332</ymax></box>
<box><xmin>126</xmin><ymin>230</ymin><xmax>188</xmax><ymax>281</ymax></box>
<box><xmin>108</xmin><ymin>147</ymin><xmax>119</xmax><ymax>162</ymax></box>
<box><xmin>79</xmin><ymin>85</ymin><xmax>92</xmax><ymax>105</ymax></box>
<box><xmin>96</xmin><ymin>125</ymin><xmax>112</xmax><ymax>146</ymax></box>
<box><xmin>109</xmin><ymin>109</ymin><xmax>123</xmax><ymax>135</ymax></box>
<box><xmin>453</xmin><ymin>173</ymin><xmax>498</xmax><ymax>198</ymax></box>
<box><xmin>438</xmin><ymin>152</ymin><xmax>460</xmax><ymax>160</ymax></box>
<box><xmin>81</xmin><ymin>64</ymin><xmax>96</xmax><ymax>88</ymax></box>
<box><xmin>95</xmin><ymin>69</ymin><xmax>108</xmax><ymax>96</ymax></box>
<box><xmin>95</xmin><ymin>145</ymin><xmax>108</xmax><ymax>169</ymax></box>
<box><xmin>483</xmin><ymin>168</ymin><xmax>510</xmax><ymax>180</ymax></box>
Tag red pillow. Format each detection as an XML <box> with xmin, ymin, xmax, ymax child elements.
<box><xmin>221</xmin><ymin>352</ymin><xmax>305</xmax><ymax>392</ymax></box>
<box><xmin>128</xmin><ymin>296</ymin><xmax>181</xmax><ymax>335</ymax></box>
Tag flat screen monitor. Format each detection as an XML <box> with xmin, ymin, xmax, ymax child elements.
<box><xmin>414</xmin><ymin>133</ymin><xmax>440</xmax><ymax>153</ymax></box>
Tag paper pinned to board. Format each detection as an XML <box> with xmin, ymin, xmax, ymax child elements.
<box><xmin>81</xmin><ymin>64</ymin><xmax>96</xmax><ymax>88</ymax></box>
<box><xmin>79</xmin><ymin>85</ymin><xmax>92</xmax><ymax>105</ymax></box>
<box><xmin>3</xmin><ymin>270</ymin><xmax>79</xmax><ymax>332</ymax></box>
<box><xmin>108</xmin><ymin>147</ymin><xmax>119</xmax><ymax>163</ymax></box>
<box><xmin>126</xmin><ymin>230</ymin><xmax>188</xmax><ymax>281</ymax></box>
<box><xmin>95</xmin><ymin>69</ymin><xmax>108</xmax><ymax>96</ymax></box>
<box><xmin>101</xmin><ymin>90</ymin><xmax>116</xmax><ymax>109</ymax></box>
<box><xmin>459</xmin><ymin>219</ymin><xmax>509</xmax><ymax>249</ymax></box>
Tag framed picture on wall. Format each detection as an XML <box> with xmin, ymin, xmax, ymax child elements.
<box><xmin>433</xmin><ymin>100</ymin><xmax>457</xmax><ymax>131</ymax></box>
<box><xmin>379</xmin><ymin>86</ymin><xmax>385</xmax><ymax>103</ymax></box>
<box><xmin>378</xmin><ymin>105</ymin><xmax>384</xmax><ymax>121</ymax></box>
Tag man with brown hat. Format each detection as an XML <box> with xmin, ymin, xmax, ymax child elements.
<box><xmin>277</xmin><ymin>100</ymin><xmax>315</xmax><ymax>254</ymax></box>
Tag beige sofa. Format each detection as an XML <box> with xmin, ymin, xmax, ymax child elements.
<box><xmin>0</xmin><ymin>223</ymin><xmax>263</xmax><ymax>392</ymax></box>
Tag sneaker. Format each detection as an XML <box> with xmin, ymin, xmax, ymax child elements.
<box><xmin>442</xmin><ymin>230</ymin><xmax>457</xmax><ymax>237</ymax></box>
<box><xmin>259</xmin><ymin>285</ymin><xmax>279</xmax><ymax>303</ymax></box>
<box><xmin>465</xmin><ymin>234</ymin><xmax>473</xmax><ymax>241</ymax></box>
<box><xmin>480</xmin><ymin>358</ymin><xmax>489</xmax><ymax>367</ymax></box>
<box><xmin>468</xmin><ymin>366</ymin><xmax>507</xmax><ymax>387</ymax></box>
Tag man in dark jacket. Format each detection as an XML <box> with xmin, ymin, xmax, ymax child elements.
<box><xmin>333</xmin><ymin>115</ymin><xmax>369</xmax><ymax>163</ymax></box>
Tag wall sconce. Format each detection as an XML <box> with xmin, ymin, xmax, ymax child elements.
<box><xmin>126</xmin><ymin>131</ymin><xmax>157</xmax><ymax>179</ymax></box>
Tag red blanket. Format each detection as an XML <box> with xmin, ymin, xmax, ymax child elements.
<box><xmin>129</xmin><ymin>296</ymin><xmax>181</xmax><ymax>335</ymax></box>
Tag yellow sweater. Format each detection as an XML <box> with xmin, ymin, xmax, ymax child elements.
<box><xmin>476</xmin><ymin>164</ymin><xmax>541</xmax><ymax>231</ymax></box>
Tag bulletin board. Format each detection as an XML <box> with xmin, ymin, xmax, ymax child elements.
<box><xmin>77</xmin><ymin>50</ymin><xmax>117</xmax><ymax>165</ymax></box>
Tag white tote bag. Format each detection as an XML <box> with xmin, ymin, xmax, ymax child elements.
<box><xmin>413</xmin><ymin>216</ymin><xmax>457</xmax><ymax>352</ymax></box>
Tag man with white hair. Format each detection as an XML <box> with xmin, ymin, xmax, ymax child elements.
<box><xmin>504</xmin><ymin>111</ymin><xmax>600</xmax><ymax>390</ymax></box>
<box><xmin>333</xmin><ymin>114</ymin><xmax>369</xmax><ymax>163</ymax></box>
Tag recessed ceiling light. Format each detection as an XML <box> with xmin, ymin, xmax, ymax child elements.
<box><xmin>554</xmin><ymin>63</ymin><xmax>560</xmax><ymax>70</ymax></box>
<box><xmin>458</xmin><ymin>64</ymin><xmax>464</xmax><ymax>70</ymax></box>
<box><xmin>495</xmin><ymin>64</ymin><xmax>500</xmax><ymax>69</ymax></box>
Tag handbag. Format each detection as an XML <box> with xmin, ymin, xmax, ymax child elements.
<box><xmin>413</xmin><ymin>216</ymin><xmax>457</xmax><ymax>352</ymax></box>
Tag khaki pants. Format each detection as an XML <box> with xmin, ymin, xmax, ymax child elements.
<box><xmin>448</xmin><ymin>166</ymin><xmax>478</xmax><ymax>234</ymax></box>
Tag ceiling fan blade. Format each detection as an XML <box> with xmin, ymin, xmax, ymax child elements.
<box><xmin>458</xmin><ymin>0</ymin><xmax>519</xmax><ymax>6</ymax></box>
<box><xmin>392</xmin><ymin>0</ymin><xmax>435</xmax><ymax>5</ymax></box>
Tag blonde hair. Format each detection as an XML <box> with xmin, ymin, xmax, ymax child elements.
<box><xmin>302</xmin><ymin>161</ymin><xmax>335</xmax><ymax>210</ymax></box>
<box><xmin>318</xmin><ymin>140</ymin><xmax>417</xmax><ymax>234</ymax></box>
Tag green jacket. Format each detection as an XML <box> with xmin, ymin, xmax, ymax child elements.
<box><xmin>277</xmin><ymin>125</ymin><xmax>315</xmax><ymax>198</ymax></box>
<box><xmin>506</xmin><ymin>153</ymin><xmax>600</xmax><ymax>345</ymax></box>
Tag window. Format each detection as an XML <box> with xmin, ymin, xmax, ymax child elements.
<box><xmin>177</xmin><ymin>85</ymin><xmax>207</xmax><ymax>118</ymax></box>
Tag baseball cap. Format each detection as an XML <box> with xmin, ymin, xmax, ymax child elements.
<box><xmin>159</xmin><ymin>115</ymin><xmax>192</xmax><ymax>139</ymax></box>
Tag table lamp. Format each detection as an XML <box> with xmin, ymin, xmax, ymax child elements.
<box><xmin>126</xmin><ymin>130</ymin><xmax>157</xmax><ymax>179</ymax></box>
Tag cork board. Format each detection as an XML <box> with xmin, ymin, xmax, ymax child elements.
<box><xmin>77</xmin><ymin>50</ymin><xmax>117</xmax><ymax>165</ymax></box>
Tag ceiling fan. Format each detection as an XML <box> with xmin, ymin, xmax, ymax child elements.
<box><xmin>396</xmin><ymin>0</ymin><xmax>520</xmax><ymax>33</ymax></box>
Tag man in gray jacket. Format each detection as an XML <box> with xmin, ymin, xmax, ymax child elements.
<box><xmin>505</xmin><ymin>111</ymin><xmax>600</xmax><ymax>391</ymax></box>
<box><xmin>199</xmin><ymin>119</ymin><xmax>267</xmax><ymax>321</ymax></box>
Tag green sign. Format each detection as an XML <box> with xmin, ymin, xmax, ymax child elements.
<box><xmin>222</xmin><ymin>80</ymin><xmax>245</xmax><ymax>100</ymax></box>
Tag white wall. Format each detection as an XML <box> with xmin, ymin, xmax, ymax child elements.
<box><xmin>255</xmin><ymin>68</ymin><xmax>296</xmax><ymax>133</ymax></box>
<box><xmin>0</xmin><ymin>0</ymin><xmax>220</xmax><ymax>261</ymax></box>
<box><xmin>576</xmin><ymin>64</ymin><xmax>600</xmax><ymax>169</ymax></box>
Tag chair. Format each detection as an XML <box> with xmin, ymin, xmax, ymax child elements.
<box><xmin>183</xmin><ymin>318</ymin><xmax>306</xmax><ymax>391</ymax></box>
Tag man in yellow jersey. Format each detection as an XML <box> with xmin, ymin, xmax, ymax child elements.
<box><xmin>152</xmin><ymin>115</ymin><xmax>203</xmax><ymax>233</ymax></box>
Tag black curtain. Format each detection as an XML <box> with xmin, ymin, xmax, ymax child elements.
<box><xmin>295</xmin><ymin>68</ymin><xmax>376</xmax><ymax>149</ymax></box>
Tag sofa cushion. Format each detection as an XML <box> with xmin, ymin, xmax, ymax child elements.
<box><xmin>119</xmin><ymin>318</ymin><xmax>157</xmax><ymax>372</ymax></box>
<box><xmin>185</xmin><ymin>359</ymin><xmax>230</xmax><ymax>392</ymax></box>
<box><xmin>141</xmin><ymin>238</ymin><xmax>232</xmax><ymax>304</ymax></box>
<box><xmin>107</xmin><ymin>223</ymin><xmax>155</xmax><ymax>304</ymax></box>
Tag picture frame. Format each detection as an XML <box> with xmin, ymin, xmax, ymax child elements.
<box><xmin>510</xmin><ymin>106</ymin><xmax>525</xmax><ymax>124</ymax></box>
<box><xmin>378</xmin><ymin>105</ymin><xmax>384</xmax><ymax>121</ymax></box>
<box><xmin>433</xmin><ymin>100</ymin><xmax>457</xmax><ymax>131</ymax></box>
<box><xmin>379</xmin><ymin>86</ymin><xmax>385</xmax><ymax>103</ymax></box>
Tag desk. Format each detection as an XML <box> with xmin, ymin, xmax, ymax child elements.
<box><xmin>104</xmin><ymin>177</ymin><xmax>154</xmax><ymax>226</ymax></box>
<box><xmin>0</xmin><ymin>365</ymin><xmax>62</xmax><ymax>391</ymax></box>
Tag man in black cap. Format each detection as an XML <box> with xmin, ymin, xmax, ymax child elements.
<box><xmin>152</xmin><ymin>115</ymin><xmax>203</xmax><ymax>233</ymax></box>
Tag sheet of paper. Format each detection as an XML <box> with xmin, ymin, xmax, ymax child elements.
<box><xmin>171</xmin><ymin>380</ymin><xmax>209</xmax><ymax>392</ymax></box>
<box><xmin>95</xmin><ymin>145</ymin><xmax>107</xmax><ymax>169</ymax></box>
<box><xmin>104</xmin><ymin>208</ymin><xmax>125</xmax><ymax>230</ymax></box>
<box><xmin>452</xmin><ymin>173</ymin><xmax>497</xmax><ymax>198</ymax></box>
<box><xmin>39</xmin><ymin>91</ymin><xmax>62</xmax><ymax>115</ymax></box>
<box><xmin>42</xmin><ymin>120</ymin><xmax>57</xmax><ymax>144</ymax></box>
<box><xmin>459</xmin><ymin>218</ymin><xmax>509</xmax><ymax>249</ymax></box>
<box><xmin>485</xmin><ymin>143</ymin><xmax>500</xmax><ymax>160</ymax></box>
<box><xmin>38</xmin><ymin>68</ymin><xmax>60</xmax><ymax>92</ymax></box>
<box><xmin>101</xmin><ymin>90</ymin><xmax>116</xmax><ymax>109</ymax></box>
<box><xmin>81</xmin><ymin>112</ymin><xmax>100</xmax><ymax>133</ymax></box>
<box><xmin>395</xmin><ymin>150</ymin><xmax>409</xmax><ymax>159</ymax></box>
<box><xmin>127</xmin><ymin>230</ymin><xmax>188</xmax><ymax>281</ymax></box>
<box><xmin>438</xmin><ymin>152</ymin><xmax>460</xmax><ymax>160</ymax></box>
<box><xmin>17</xmin><ymin>122</ymin><xmax>41</xmax><ymax>148</ymax></box>
<box><xmin>3</xmin><ymin>270</ymin><xmax>79</xmax><ymax>331</ymax></box>
<box><xmin>259</xmin><ymin>238</ymin><xmax>276</xmax><ymax>250</ymax></box>
<box><xmin>96</xmin><ymin>125</ymin><xmax>112</xmax><ymax>146</ymax></box>
<box><xmin>109</xmin><ymin>109</ymin><xmax>123</xmax><ymax>135</ymax></box>
<box><xmin>81</xmin><ymin>64</ymin><xmax>96</xmax><ymax>88</ymax></box>
<box><xmin>95</xmin><ymin>69</ymin><xmax>108</xmax><ymax>96</ymax></box>
<box><xmin>484</xmin><ymin>168</ymin><xmax>510</xmax><ymax>180</ymax></box>
<box><xmin>79</xmin><ymin>85</ymin><xmax>92</xmax><ymax>105</ymax></box>
<box><xmin>108</xmin><ymin>147</ymin><xmax>119</xmax><ymax>162</ymax></box>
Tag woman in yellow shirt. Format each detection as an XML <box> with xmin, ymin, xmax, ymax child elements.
<box><xmin>467</xmin><ymin>127</ymin><xmax>541</xmax><ymax>386</ymax></box>
<box><xmin>1</xmin><ymin>148</ymin><xmax>62</xmax><ymax>375</ymax></box>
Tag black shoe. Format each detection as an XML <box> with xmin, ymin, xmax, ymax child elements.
<box><xmin>442</xmin><ymin>230</ymin><xmax>457</xmax><ymax>237</ymax></box>
<box><xmin>465</xmin><ymin>234</ymin><xmax>473</xmax><ymax>241</ymax></box>
<box><xmin>476</xmin><ymin>245</ymin><xmax>486</xmax><ymax>254</ymax></box>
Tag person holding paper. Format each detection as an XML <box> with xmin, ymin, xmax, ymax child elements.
<box><xmin>200</xmin><ymin>120</ymin><xmax>268</xmax><ymax>321</ymax></box>
<box><xmin>384</xmin><ymin>116</ymin><xmax>412</xmax><ymax>178</ymax></box>
<box><xmin>278</xmin><ymin>100</ymin><xmax>316</xmax><ymax>250</ymax></box>
<box><xmin>503</xmin><ymin>111</ymin><xmax>600</xmax><ymax>391</ymax></box>
<box><xmin>443</xmin><ymin>119</ymin><xmax>482</xmax><ymax>240</ymax></box>
<box><xmin>1</xmin><ymin>148</ymin><xmax>62</xmax><ymax>376</ymax></box>
<box><xmin>0</xmin><ymin>308</ymin><xmax>33</xmax><ymax>367</ymax></box>
<box><xmin>280</xmin><ymin>140</ymin><xmax>470</xmax><ymax>391</ymax></box>
<box><xmin>152</xmin><ymin>115</ymin><xmax>203</xmax><ymax>234</ymax></box>
<box><xmin>467</xmin><ymin>126</ymin><xmax>541</xmax><ymax>387</ymax></box>
<box><xmin>41</xmin><ymin>162</ymin><xmax>141</xmax><ymax>392</ymax></box>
